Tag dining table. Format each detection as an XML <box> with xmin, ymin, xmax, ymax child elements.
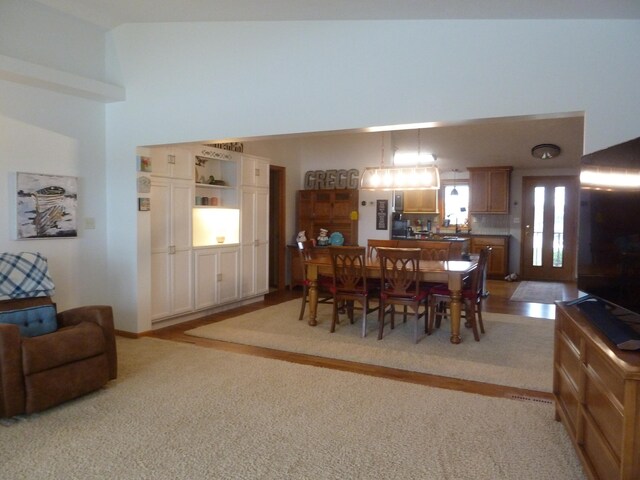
<box><xmin>304</xmin><ymin>255</ymin><xmax>478</xmax><ymax>344</ymax></box>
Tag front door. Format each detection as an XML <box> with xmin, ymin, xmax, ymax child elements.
<box><xmin>521</xmin><ymin>176</ymin><xmax>579</xmax><ymax>282</ymax></box>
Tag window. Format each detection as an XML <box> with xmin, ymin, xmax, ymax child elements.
<box><xmin>443</xmin><ymin>184</ymin><xmax>469</xmax><ymax>226</ymax></box>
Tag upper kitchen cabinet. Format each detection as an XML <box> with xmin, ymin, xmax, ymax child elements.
<box><xmin>467</xmin><ymin>166</ymin><xmax>512</xmax><ymax>214</ymax></box>
<box><xmin>149</xmin><ymin>146</ymin><xmax>194</xmax><ymax>180</ymax></box>
<box><xmin>403</xmin><ymin>189</ymin><xmax>438</xmax><ymax>213</ymax></box>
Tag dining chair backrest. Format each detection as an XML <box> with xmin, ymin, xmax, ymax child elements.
<box><xmin>472</xmin><ymin>246</ymin><xmax>492</xmax><ymax>300</ymax></box>
<box><xmin>419</xmin><ymin>242</ymin><xmax>451</xmax><ymax>261</ymax></box>
<box><xmin>297</xmin><ymin>240</ymin><xmax>315</xmax><ymax>280</ymax></box>
<box><xmin>377</xmin><ymin>247</ymin><xmax>422</xmax><ymax>298</ymax></box>
<box><xmin>366</xmin><ymin>239</ymin><xmax>398</xmax><ymax>261</ymax></box>
<box><xmin>329</xmin><ymin>246</ymin><xmax>368</xmax><ymax>294</ymax></box>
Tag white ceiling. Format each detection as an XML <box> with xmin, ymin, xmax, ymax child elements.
<box><xmin>33</xmin><ymin>0</ymin><xmax>601</xmax><ymax>168</ymax></box>
<box><xmin>34</xmin><ymin>0</ymin><xmax>640</xmax><ymax>30</ymax></box>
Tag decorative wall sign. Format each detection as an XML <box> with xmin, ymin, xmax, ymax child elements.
<box><xmin>137</xmin><ymin>176</ymin><xmax>151</xmax><ymax>193</ymax></box>
<box><xmin>304</xmin><ymin>169</ymin><xmax>359</xmax><ymax>190</ymax></box>
<box><xmin>376</xmin><ymin>199</ymin><xmax>388</xmax><ymax>230</ymax></box>
<box><xmin>137</xmin><ymin>155</ymin><xmax>152</xmax><ymax>172</ymax></box>
<box><xmin>16</xmin><ymin>172</ymin><xmax>78</xmax><ymax>239</ymax></box>
<box><xmin>138</xmin><ymin>198</ymin><xmax>150</xmax><ymax>211</ymax></box>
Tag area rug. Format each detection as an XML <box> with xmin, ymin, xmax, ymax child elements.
<box><xmin>186</xmin><ymin>300</ymin><xmax>555</xmax><ymax>392</ymax></box>
<box><xmin>510</xmin><ymin>281</ymin><xmax>566</xmax><ymax>304</ymax></box>
<box><xmin>1</xmin><ymin>337</ymin><xmax>585</xmax><ymax>479</ymax></box>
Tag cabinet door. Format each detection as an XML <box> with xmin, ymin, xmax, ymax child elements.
<box><xmin>332</xmin><ymin>190</ymin><xmax>355</xmax><ymax>218</ymax></box>
<box><xmin>171</xmin><ymin>147</ymin><xmax>194</xmax><ymax>181</ymax></box>
<box><xmin>171</xmin><ymin>249</ymin><xmax>193</xmax><ymax>315</ymax></box>
<box><xmin>194</xmin><ymin>249</ymin><xmax>218</xmax><ymax>310</ymax></box>
<box><xmin>171</xmin><ymin>181</ymin><xmax>193</xmax><ymax>250</ymax></box>
<box><xmin>150</xmin><ymin>180</ymin><xmax>171</xmax><ymax>252</ymax></box>
<box><xmin>150</xmin><ymin>147</ymin><xmax>172</xmax><ymax>178</ymax></box>
<box><xmin>313</xmin><ymin>191</ymin><xmax>332</xmax><ymax>220</ymax></box>
<box><xmin>403</xmin><ymin>190</ymin><xmax>438</xmax><ymax>213</ymax></box>
<box><xmin>488</xmin><ymin>170</ymin><xmax>509</xmax><ymax>213</ymax></box>
<box><xmin>241</xmin><ymin>155</ymin><xmax>269</xmax><ymax>187</ymax></box>
<box><xmin>469</xmin><ymin>170</ymin><xmax>489</xmax><ymax>213</ymax></box>
<box><xmin>218</xmin><ymin>248</ymin><xmax>240</xmax><ymax>304</ymax></box>
<box><xmin>150</xmin><ymin>251</ymin><xmax>171</xmax><ymax>320</ymax></box>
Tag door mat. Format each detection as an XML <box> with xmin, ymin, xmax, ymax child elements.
<box><xmin>509</xmin><ymin>281</ymin><xmax>566</xmax><ymax>304</ymax></box>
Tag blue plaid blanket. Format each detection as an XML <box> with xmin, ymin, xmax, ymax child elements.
<box><xmin>0</xmin><ymin>252</ymin><xmax>55</xmax><ymax>300</ymax></box>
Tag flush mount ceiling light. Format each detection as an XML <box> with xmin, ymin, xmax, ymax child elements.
<box><xmin>361</xmin><ymin>130</ymin><xmax>441</xmax><ymax>191</ymax></box>
<box><xmin>531</xmin><ymin>143</ymin><xmax>561</xmax><ymax>160</ymax></box>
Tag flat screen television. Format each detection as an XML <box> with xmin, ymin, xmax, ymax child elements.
<box><xmin>576</xmin><ymin>136</ymin><xmax>640</xmax><ymax>347</ymax></box>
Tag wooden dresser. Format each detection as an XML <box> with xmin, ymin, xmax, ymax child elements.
<box><xmin>554</xmin><ymin>302</ymin><xmax>640</xmax><ymax>480</ymax></box>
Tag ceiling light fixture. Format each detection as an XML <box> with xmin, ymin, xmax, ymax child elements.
<box><xmin>360</xmin><ymin>130</ymin><xmax>440</xmax><ymax>191</ymax></box>
<box><xmin>531</xmin><ymin>143</ymin><xmax>561</xmax><ymax>160</ymax></box>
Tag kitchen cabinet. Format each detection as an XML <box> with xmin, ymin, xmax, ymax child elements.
<box><xmin>150</xmin><ymin>146</ymin><xmax>194</xmax><ymax>180</ymax></box>
<box><xmin>240</xmin><ymin>154</ymin><xmax>270</xmax><ymax>298</ymax></box>
<box><xmin>403</xmin><ymin>189</ymin><xmax>438</xmax><ymax>213</ymax></box>
<box><xmin>468</xmin><ymin>166</ymin><xmax>512</xmax><ymax>214</ymax></box>
<box><xmin>554</xmin><ymin>302</ymin><xmax>640</xmax><ymax>480</ymax></box>
<box><xmin>297</xmin><ymin>189</ymin><xmax>359</xmax><ymax>246</ymax></box>
<box><xmin>150</xmin><ymin>178</ymin><xmax>194</xmax><ymax>321</ymax></box>
<box><xmin>470</xmin><ymin>235</ymin><xmax>509</xmax><ymax>279</ymax></box>
<box><xmin>194</xmin><ymin>247</ymin><xmax>240</xmax><ymax>309</ymax></box>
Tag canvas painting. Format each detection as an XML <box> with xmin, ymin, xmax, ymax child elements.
<box><xmin>16</xmin><ymin>172</ymin><xmax>78</xmax><ymax>239</ymax></box>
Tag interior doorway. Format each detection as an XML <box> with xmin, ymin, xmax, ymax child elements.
<box><xmin>520</xmin><ymin>176</ymin><xmax>579</xmax><ymax>282</ymax></box>
<box><xmin>269</xmin><ymin>166</ymin><xmax>286</xmax><ymax>290</ymax></box>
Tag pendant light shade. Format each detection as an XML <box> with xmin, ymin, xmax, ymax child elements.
<box><xmin>451</xmin><ymin>169</ymin><xmax>459</xmax><ymax>195</ymax></box>
<box><xmin>360</xmin><ymin>165</ymin><xmax>440</xmax><ymax>191</ymax></box>
<box><xmin>360</xmin><ymin>130</ymin><xmax>441</xmax><ymax>191</ymax></box>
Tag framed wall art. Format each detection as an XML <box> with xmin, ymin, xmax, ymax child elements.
<box><xmin>15</xmin><ymin>172</ymin><xmax>78</xmax><ymax>239</ymax></box>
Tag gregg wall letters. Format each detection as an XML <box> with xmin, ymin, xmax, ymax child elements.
<box><xmin>304</xmin><ymin>169</ymin><xmax>359</xmax><ymax>190</ymax></box>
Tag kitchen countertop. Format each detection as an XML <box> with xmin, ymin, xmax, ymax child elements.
<box><xmin>393</xmin><ymin>235</ymin><xmax>470</xmax><ymax>241</ymax></box>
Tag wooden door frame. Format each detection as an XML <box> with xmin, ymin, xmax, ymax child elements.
<box><xmin>269</xmin><ymin>165</ymin><xmax>287</xmax><ymax>290</ymax></box>
<box><xmin>519</xmin><ymin>175</ymin><xmax>579</xmax><ymax>282</ymax></box>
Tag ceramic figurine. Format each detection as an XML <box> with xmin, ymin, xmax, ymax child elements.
<box><xmin>317</xmin><ymin>228</ymin><xmax>329</xmax><ymax>246</ymax></box>
<box><xmin>296</xmin><ymin>230</ymin><xmax>307</xmax><ymax>242</ymax></box>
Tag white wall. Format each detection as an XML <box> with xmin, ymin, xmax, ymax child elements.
<box><xmin>0</xmin><ymin>1</ymin><xmax>109</xmax><ymax>311</ymax></box>
<box><xmin>0</xmin><ymin>82</ymin><xmax>108</xmax><ymax>310</ymax></box>
<box><xmin>104</xmin><ymin>19</ymin><xmax>640</xmax><ymax>333</ymax></box>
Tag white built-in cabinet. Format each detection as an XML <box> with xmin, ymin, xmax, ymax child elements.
<box><xmin>240</xmin><ymin>154</ymin><xmax>270</xmax><ymax>298</ymax></box>
<box><xmin>147</xmin><ymin>145</ymin><xmax>268</xmax><ymax>324</ymax></box>
<box><xmin>150</xmin><ymin>177</ymin><xmax>194</xmax><ymax>320</ymax></box>
<box><xmin>150</xmin><ymin>146</ymin><xmax>194</xmax><ymax>180</ymax></box>
<box><xmin>194</xmin><ymin>247</ymin><xmax>240</xmax><ymax>309</ymax></box>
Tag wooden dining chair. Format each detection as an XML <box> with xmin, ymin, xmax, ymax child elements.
<box><xmin>427</xmin><ymin>246</ymin><xmax>492</xmax><ymax>341</ymax></box>
<box><xmin>366</xmin><ymin>239</ymin><xmax>398</xmax><ymax>262</ymax></box>
<box><xmin>329</xmin><ymin>246</ymin><xmax>379</xmax><ymax>337</ymax></box>
<box><xmin>297</xmin><ymin>240</ymin><xmax>333</xmax><ymax>321</ymax></box>
<box><xmin>419</xmin><ymin>242</ymin><xmax>451</xmax><ymax>261</ymax></box>
<box><xmin>376</xmin><ymin>247</ymin><xmax>429</xmax><ymax>343</ymax></box>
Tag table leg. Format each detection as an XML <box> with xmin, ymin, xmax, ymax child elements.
<box><xmin>449</xmin><ymin>289</ymin><xmax>462</xmax><ymax>344</ymax></box>
<box><xmin>307</xmin><ymin>264</ymin><xmax>319</xmax><ymax>326</ymax></box>
<box><xmin>448</xmin><ymin>271</ymin><xmax>464</xmax><ymax>344</ymax></box>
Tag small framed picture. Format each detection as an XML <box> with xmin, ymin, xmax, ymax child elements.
<box><xmin>137</xmin><ymin>155</ymin><xmax>152</xmax><ymax>172</ymax></box>
<box><xmin>138</xmin><ymin>197</ymin><xmax>150</xmax><ymax>211</ymax></box>
<box><xmin>137</xmin><ymin>176</ymin><xmax>151</xmax><ymax>193</ymax></box>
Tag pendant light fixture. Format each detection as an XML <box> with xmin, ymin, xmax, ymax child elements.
<box><xmin>360</xmin><ymin>130</ymin><xmax>440</xmax><ymax>191</ymax></box>
<box><xmin>451</xmin><ymin>169</ymin><xmax>459</xmax><ymax>196</ymax></box>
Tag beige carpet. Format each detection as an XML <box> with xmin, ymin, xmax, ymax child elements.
<box><xmin>510</xmin><ymin>281</ymin><xmax>567</xmax><ymax>304</ymax></box>
<box><xmin>186</xmin><ymin>300</ymin><xmax>555</xmax><ymax>392</ymax></box>
<box><xmin>1</xmin><ymin>337</ymin><xmax>585</xmax><ymax>479</ymax></box>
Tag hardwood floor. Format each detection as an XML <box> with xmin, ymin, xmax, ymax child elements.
<box><xmin>149</xmin><ymin>280</ymin><xmax>579</xmax><ymax>402</ymax></box>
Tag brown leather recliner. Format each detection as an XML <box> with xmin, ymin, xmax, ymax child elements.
<box><xmin>0</xmin><ymin>297</ymin><xmax>117</xmax><ymax>419</ymax></box>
